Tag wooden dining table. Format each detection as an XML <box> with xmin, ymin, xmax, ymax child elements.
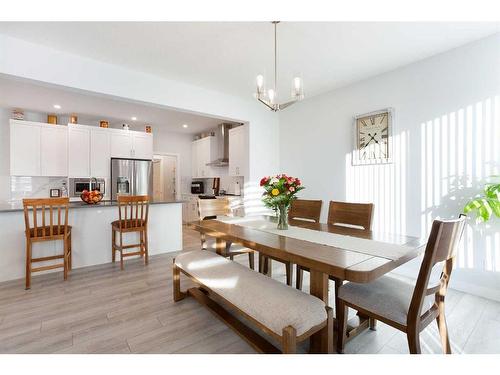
<box><xmin>188</xmin><ymin>215</ymin><xmax>426</xmax><ymax>353</ymax></box>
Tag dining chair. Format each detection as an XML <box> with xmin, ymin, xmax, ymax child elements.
<box><xmin>198</xmin><ymin>198</ymin><xmax>255</xmax><ymax>270</ymax></box>
<box><xmin>327</xmin><ymin>200</ymin><xmax>374</xmax><ymax>229</ymax></box>
<box><xmin>111</xmin><ymin>195</ymin><xmax>149</xmax><ymax>270</ymax></box>
<box><xmin>22</xmin><ymin>197</ymin><xmax>72</xmax><ymax>289</ymax></box>
<box><xmin>295</xmin><ymin>200</ymin><xmax>374</xmax><ymax>290</ymax></box>
<box><xmin>260</xmin><ymin>199</ymin><xmax>323</xmax><ymax>286</ymax></box>
<box><xmin>336</xmin><ymin>217</ymin><xmax>466</xmax><ymax>354</ymax></box>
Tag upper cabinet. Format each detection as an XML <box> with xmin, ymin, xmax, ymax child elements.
<box><xmin>229</xmin><ymin>125</ymin><xmax>248</xmax><ymax>177</ymax></box>
<box><xmin>90</xmin><ymin>127</ymin><xmax>111</xmax><ymax>178</ymax></box>
<box><xmin>10</xmin><ymin>121</ymin><xmax>41</xmax><ymax>176</ymax></box>
<box><xmin>10</xmin><ymin>120</ymin><xmax>68</xmax><ymax>177</ymax></box>
<box><xmin>110</xmin><ymin>131</ymin><xmax>133</xmax><ymax>158</ymax></box>
<box><xmin>41</xmin><ymin>126</ymin><xmax>68</xmax><ymax>176</ymax></box>
<box><xmin>132</xmin><ymin>132</ymin><xmax>154</xmax><ymax>159</ymax></box>
<box><xmin>110</xmin><ymin>130</ymin><xmax>153</xmax><ymax>159</ymax></box>
<box><xmin>191</xmin><ymin>136</ymin><xmax>216</xmax><ymax>178</ymax></box>
<box><xmin>10</xmin><ymin>120</ymin><xmax>153</xmax><ymax>178</ymax></box>
<box><xmin>68</xmin><ymin>125</ymin><xmax>91</xmax><ymax>177</ymax></box>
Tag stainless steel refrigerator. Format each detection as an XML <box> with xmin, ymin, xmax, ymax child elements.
<box><xmin>111</xmin><ymin>158</ymin><xmax>153</xmax><ymax>200</ymax></box>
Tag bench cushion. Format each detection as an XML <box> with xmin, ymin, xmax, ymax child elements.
<box><xmin>175</xmin><ymin>250</ymin><xmax>327</xmax><ymax>336</ymax></box>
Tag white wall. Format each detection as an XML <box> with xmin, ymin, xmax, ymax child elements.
<box><xmin>279</xmin><ymin>34</ymin><xmax>500</xmax><ymax>300</ymax></box>
<box><xmin>0</xmin><ymin>34</ymin><xmax>280</xmax><ymax>186</ymax></box>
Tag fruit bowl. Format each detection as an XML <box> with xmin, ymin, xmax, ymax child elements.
<box><xmin>80</xmin><ymin>189</ymin><xmax>103</xmax><ymax>204</ymax></box>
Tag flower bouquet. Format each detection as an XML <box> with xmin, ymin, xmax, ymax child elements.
<box><xmin>260</xmin><ymin>174</ymin><xmax>305</xmax><ymax>230</ymax></box>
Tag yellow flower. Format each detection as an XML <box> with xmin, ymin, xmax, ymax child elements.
<box><xmin>271</xmin><ymin>188</ymin><xmax>280</xmax><ymax>196</ymax></box>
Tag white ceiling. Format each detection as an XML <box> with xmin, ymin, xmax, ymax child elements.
<box><xmin>0</xmin><ymin>22</ymin><xmax>498</xmax><ymax>101</ymax></box>
<box><xmin>0</xmin><ymin>75</ymin><xmax>225</xmax><ymax>133</ymax></box>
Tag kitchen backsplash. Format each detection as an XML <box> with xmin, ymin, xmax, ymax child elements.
<box><xmin>9</xmin><ymin>176</ymin><xmax>67</xmax><ymax>202</ymax></box>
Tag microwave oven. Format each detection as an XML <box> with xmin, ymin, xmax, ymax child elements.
<box><xmin>69</xmin><ymin>178</ymin><xmax>105</xmax><ymax>198</ymax></box>
<box><xmin>191</xmin><ymin>181</ymin><xmax>204</xmax><ymax>194</ymax></box>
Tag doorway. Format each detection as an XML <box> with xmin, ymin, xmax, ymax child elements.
<box><xmin>152</xmin><ymin>154</ymin><xmax>179</xmax><ymax>201</ymax></box>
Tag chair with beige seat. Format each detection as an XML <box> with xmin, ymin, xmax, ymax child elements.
<box><xmin>336</xmin><ymin>217</ymin><xmax>466</xmax><ymax>354</ymax></box>
<box><xmin>259</xmin><ymin>199</ymin><xmax>323</xmax><ymax>285</ymax></box>
<box><xmin>111</xmin><ymin>195</ymin><xmax>149</xmax><ymax>270</ymax></box>
<box><xmin>197</xmin><ymin>198</ymin><xmax>255</xmax><ymax>269</ymax></box>
<box><xmin>295</xmin><ymin>200</ymin><xmax>374</xmax><ymax>290</ymax></box>
<box><xmin>22</xmin><ymin>197</ymin><xmax>72</xmax><ymax>289</ymax></box>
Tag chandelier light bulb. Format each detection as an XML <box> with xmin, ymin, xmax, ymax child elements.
<box><xmin>294</xmin><ymin>77</ymin><xmax>302</xmax><ymax>91</ymax></box>
<box><xmin>256</xmin><ymin>75</ymin><xmax>264</xmax><ymax>90</ymax></box>
<box><xmin>268</xmin><ymin>88</ymin><xmax>275</xmax><ymax>103</ymax></box>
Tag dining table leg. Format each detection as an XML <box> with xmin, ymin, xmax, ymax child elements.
<box><xmin>215</xmin><ymin>238</ymin><xmax>226</xmax><ymax>256</ymax></box>
<box><xmin>309</xmin><ymin>269</ymin><xmax>331</xmax><ymax>353</ymax></box>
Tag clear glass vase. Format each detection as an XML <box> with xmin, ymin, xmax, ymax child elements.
<box><xmin>277</xmin><ymin>204</ymin><xmax>289</xmax><ymax>230</ymax></box>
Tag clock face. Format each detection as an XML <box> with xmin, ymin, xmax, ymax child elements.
<box><xmin>356</xmin><ymin>111</ymin><xmax>389</xmax><ymax>161</ymax></box>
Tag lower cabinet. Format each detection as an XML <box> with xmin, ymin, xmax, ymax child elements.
<box><xmin>182</xmin><ymin>195</ymin><xmax>199</xmax><ymax>222</ymax></box>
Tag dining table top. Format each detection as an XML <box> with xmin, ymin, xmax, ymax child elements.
<box><xmin>188</xmin><ymin>215</ymin><xmax>426</xmax><ymax>283</ymax></box>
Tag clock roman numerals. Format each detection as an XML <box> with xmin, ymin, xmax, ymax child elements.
<box><xmin>355</xmin><ymin>111</ymin><xmax>391</xmax><ymax>163</ymax></box>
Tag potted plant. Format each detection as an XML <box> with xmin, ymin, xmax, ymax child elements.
<box><xmin>260</xmin><ymin>174</ymin><xmax>305</xmax><ymax>230</ymax></box>
<box><xmin>463</xmin><ymin>176</ymin><xmax>500</xmax><ymax>222</ymax></box>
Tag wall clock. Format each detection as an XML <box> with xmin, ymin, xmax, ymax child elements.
<box><xmin>352</xmin><ymin>108</ymin><xmax>393</xmax><ymax>165</ymax></box>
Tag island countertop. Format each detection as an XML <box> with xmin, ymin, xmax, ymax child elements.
<box><xmin>0</xmin><ymin>199</ymin><xmax>184</xmax><ymax>213</ymax></box>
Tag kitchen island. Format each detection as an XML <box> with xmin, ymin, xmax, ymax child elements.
<box><xmin>0</xmin><ymin>200</ymin><xmax>183</xmax><ymax>283</ymax></box>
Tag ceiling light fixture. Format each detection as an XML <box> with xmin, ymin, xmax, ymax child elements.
<box><xmin>182</xmin><ymin>124</ymin><xmax>188</xmax><ymax>128</ymax></box>
<box><xmin>131</xmin><ymin>117</ymin><xmax>137</xmax><ymax>121</ymax></box>
<box><xmin>53</xmin><ymin>104</ymin><xmax>61</xmax><ymax>109</ymax></box>
<box><xmin>254</xmin><ymin>21</ymin><xmax>304</xmax><ymax>112</ymax></box>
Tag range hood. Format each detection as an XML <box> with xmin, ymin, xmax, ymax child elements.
<box><xmin>206</xmin><ymin>123</ymin><xmax>234</xmax><ymax>167</ymax></box>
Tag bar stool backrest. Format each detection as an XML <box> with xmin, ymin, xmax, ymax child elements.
<box><xmin>22</xmin><ymin>198</ymin><xmax>70</xmax><ymax>238</ymax></box>
<box><xmin>117</xmin><ymin>195</ymin><xmax>150</xmax><ymax>229</ymax></box>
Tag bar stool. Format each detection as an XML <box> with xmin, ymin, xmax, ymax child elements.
<box><xmin>22</xmin><ymin>197</ymin><xmax>72</xmax><ymax>290</ymax></box>
<box><xmin>111</xmin><ymin>195</ymin><xmax>150</xmax><ymax>270</ymax></box>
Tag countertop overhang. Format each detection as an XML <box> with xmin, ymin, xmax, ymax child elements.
<box><xmin>0</xmin><ymin>199</ymin><xmax>184</xmax><ymax>213</ymax></box>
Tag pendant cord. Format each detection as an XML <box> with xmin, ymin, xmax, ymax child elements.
<box><xmin>274</xmin><ymin>22</ymin><xmax>277</xmax><ymax>94</ymax></box>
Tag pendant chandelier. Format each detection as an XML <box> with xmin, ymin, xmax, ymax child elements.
<box><xmin>254</xmin><ymin>21</ymin><xmax>304</xmax><ymax>112</ymax></box>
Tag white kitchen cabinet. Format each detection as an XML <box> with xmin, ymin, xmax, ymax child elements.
<box><xmin>229</xmin><ymin>125</ymin><xmax>248</xmax><ymax>177</ymax></box>
<box><xmin>9</xmin><ymin>120</ymin><xmax>154</xmax><ymax>179</ymax></box>
<box><xmin>90</xmin><ymin>128</ymin><xmax>111</xmax><ymax>177</ymax></box>
<box><xmin>68</xmin><ymin>125</ymin><xmax>90</xmax><ymax>177</ymax></box>
<box><xmin>132</xmin><ymin>133</ymin><xmax>153</xmax><ymax>159</ymax></box>
<box><xmin>182</xmin><ymin>194</ymin><xmax>199</xmax><ymax>222</ymax></box>
<box><xmin>110</xmin><ymin>130</ymin><xmax>153</xmax><ymax>159</ymax></box>
<box><xmin>110</xmin><ymin>131</ymin><xmax>133</xmax><ymax>158</ymax></box>
<box><xmin>191</xmin><ymin>136</ymin><xmax>216</xmax><ymax>178</ymax></box>
<box><xmin>10</xmin><ymin>120</ymin><xmax>41</xmax><ymax>176</ymax></box>
<box><xmin>40</xmin><ymin>125</ymin><xmax>68</xmax><ymax>177</ymax></box>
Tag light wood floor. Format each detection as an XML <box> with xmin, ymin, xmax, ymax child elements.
<box><xmin>0</xmin><ymin>226</ymin><xmax>499</xmax><ymax>354</ymax></box>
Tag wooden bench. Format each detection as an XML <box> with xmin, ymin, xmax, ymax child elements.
<box><xmin>173</xmin><ymin>250</ymin><xmax>333</xmax><ymax>354</ymax></box>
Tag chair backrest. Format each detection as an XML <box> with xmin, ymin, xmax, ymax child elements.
<box><xmin>408</xmin><ymin>217</ymin><xmax>466</xmax><ymax>325</ymax></box>
<box><xmin>289</xmin><ymin>199</ymin><xmax>323</xmax><ymax>223</ymax></box>
<box><xmin>23</xmin><ymin>197</ymin><xmax>70</xmax><ymax>238</ymax></box>
<box><xmin>198</xmin><ymin>198</ymin><xmax>231</xmax><ymax>220</ymax></box>
<box><xmin>327</xmin><ymin>201</ymin><xmax>374</xmax><ymax>230</ymax></box>
<box><xmin>117</xmin><ymin>195</ymin><xmax>149</xmax><ymax>229</ymax></box>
